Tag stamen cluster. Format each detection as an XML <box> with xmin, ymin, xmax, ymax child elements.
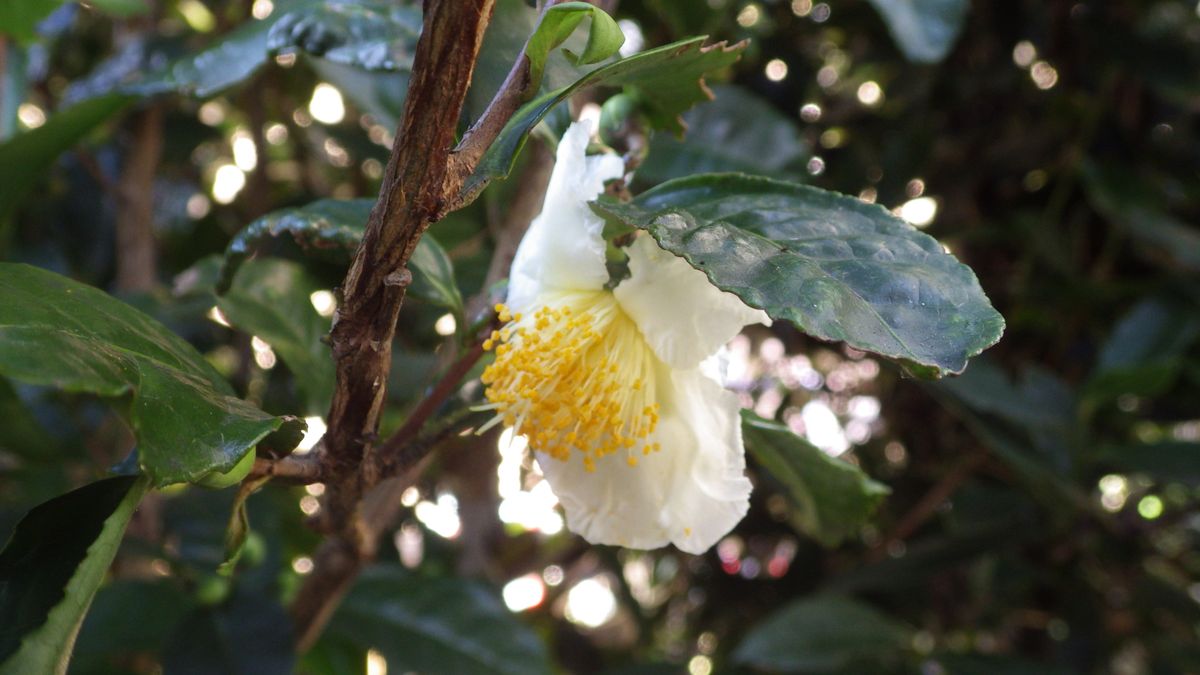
<box><xmin>482</xmin><ymin>295</ymin><xmax>661</xmax><ymax>472</ymax></box>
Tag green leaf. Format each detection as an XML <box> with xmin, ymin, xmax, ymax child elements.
<box><xmin>217</xmin><ymin>199</ymin><xmax>462</xmax><ymax>312</ymax></box>
<box><xmin>131</xmin><ymin>0</ymin><xmax>420</xmax><ymax>98</ymax></box>
<box><xmin>525</xmin><ymin>2</ymin><xmax>623</xmax><ymax>90</ymax></box>
<box><xmin>1085</xmin><ymin>297</ymin><xmax>1200</xmax><ymax>402</ymax></box>
<box><xmin>409</xmin><ymin>232</ymin><xmax>465</xmax><ymax>317</ymax></box>
<box><xmin>593</xmin><ymin>174</ymin><xmax>1005</xmax><ymax>376</ymax></box>
<box><xmin>131</xmin><ymin>19</ymin><xmax>273</xmax><ymax>98</ymax></box>
<box><xmin>731</xmin><ymin>594</ymin><xmax>913</xmax><ymax>672</ymax></box>
<box><xmin>465</xmin><ymin>0</ymin><xmax>595</xmax><ymax>123</ymax></box>
<box><xmin>928</xmin><ymin>361</ymin><xmax>1079</xmax><ymax>508</ymax></box>
<box><xmin>865</xmin><ymin>0</ymin><xmax>969</xmax><ymax>64</ymax></box>
<box><xmin>0</xmin><ymin>94</ymin><xmax>132</xmax><ymax>223</ymax></box>
<box><xmin>742</xmin><ymin>412</ymin><xmax>888</xmax><ymax>546</ymax></box>
<box><xmin>0</xmin><ymin>0</ymin><xmax>60</xmax><ymax>44</ymax></box>
<box><xmin>265</xmin><ymin>1</ymin><xmax>421</xmax><ymax>71</ymax></box>
<box><xmin>462</xmin><ymin>36</ymin><xmax>745</xmax><ymax>202</ymax></box>
<box><xmin>218</xmin><ymin>259</ymin><xmax>335</xmax><ymax>415</ymax></box>
<box><xmin>0</xmin><ymin>475</ymin><xmax>149</xmax><ymax>674</ymax></box>
<box><xmin>322</xmin><ymin>565</ymin><xmax>554</xmax><ymax>675</ymax></box>
<box><xmin>637</xmin><ymin>84</ymin><xmax>809</xmax><ymax>184</ymax></box>
<box><xmin>0</xmin><ymin>264</ymin><xmax>300</xmax><ymax>485</ymax></box>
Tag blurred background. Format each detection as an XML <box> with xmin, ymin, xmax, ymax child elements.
<box><xmin>2</xmin><ymin>0</ymin><xmax>1199</xmax><ymax>673</ymax></box>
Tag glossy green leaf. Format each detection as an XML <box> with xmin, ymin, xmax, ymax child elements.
<box><xmin>218</xmin><ymin>259</ymin><xmax>335</xmax><ymax>414</ymax></box>
<box><xmin>131</xmin><ymin>0</ymin><xmax>419</xmax><ymax>98</ymax></box>
<box><xmin>265</xmin><ymin>1</ymin><xmax>421</xmax><ymax>71</ymax></box>
<box><xmin>136</xmin><ymin>19</ymin><xmax>273</xmax><ymax>98</ymax></box>
<box><xmin>217</xmin><ymin>199</ymin><xmax>462</xmax><ymax>312</ymax></box>
<box><xmin>637</xmin><ymin>84</ymin><xmax>809</xmax><ymax>184</ymax></box>
<box><xmin>525</xmin><ymin>3</ymin><xmax>622</xmax><ymax>89</ymax></box>
<box><xmin>732</xmin><ymin>594</ymin><xmax>913</xmax><ymax>672</ymax></box>
<box><xmin>742</xmin><ymin>412</ymin><xmax>888</xmax><ymax>546</ymax></box>
<box><xmin>0</xmin><ymin>475</ymin><xmax>148</xmax><ymax>674</ymax></box>
<box><xmin>322</xmin><ymin>565</ymin><xmax>554</xmax><ymax>675</ymax></box>
<box><xmin>866</xmin><ymin>0</ymin><xmax>969</xmax><ymax>63</ymax></box>
<box><xmin>594</xmin><ymin>174</ymin><xmax>1005</xmax><ymax>376</ymax></box>
<box><xmin>462</xmin><ymin>36</ymin><xmax>745</xmax><ymax>203</ymax></box>
<box><xmin>0</xmin><ymin>94</ymin><xmax>132</xmax><ymax>223</ymax></box>
<box><xmin>0</xmin><ymin>264</ymin><xmax>300</xmax><ymax>485</ymax></box>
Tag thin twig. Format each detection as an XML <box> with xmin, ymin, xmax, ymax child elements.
<box><xmin>375</xmin><ymin>407</ymin><xmax>486</xmax><ymax>484</ymax></box>
<box><xmin>868</xmin><ymin>451</ymin><xmax>987</xmax><ymax>563</ymax></box>
<box><xmin>115</xmin><ymin>104</ymin><xmax>164</xmax><ymax>292</ymax></box>
<box><xmin>443</xmin><ymin>0</ymin><xmax>572</xmax><ymax>212</ymax></box>
<box><xmin>249</xmin><ymin>452</ymin><xmax>325</xmax><ymax>483</ymax></box>
<box><xmin>369</xmin><ymin>341</ymin><xmax>488</xmax><ymax>479</ymax></box>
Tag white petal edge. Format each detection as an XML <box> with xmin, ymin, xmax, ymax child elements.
<box><xmin>536</xmin><ymin>362</ymin><xmax>751</xmax><ymax>554</ymax></box>
<box><xmin>614</xmin><ymin>235</ymin><xmax>771</xmax><ymax>369</ymax></box>
<box><xmin>506</xmin><ymin>119</ymin><xmax>626</xmax><ymax>314</ymax></box>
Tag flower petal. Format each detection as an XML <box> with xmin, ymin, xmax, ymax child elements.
<box><xmin>536</xmin><ymin>362</ymin><xmax>751</xmax><ymax>554</ymax></box>
<box><xmin>614</xmin><ymin>235</ymin><xmax>770</xmax><ymax>368</ymax></box>
<box><xmin>507</xmin><ymin>120</ymin><xmax>626</xmax><ymax>314</ymax></box>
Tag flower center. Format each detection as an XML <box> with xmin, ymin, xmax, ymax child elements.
<box><xmin>481</xmin><ymin>293</ymin><xmax>661</xmax><ymax>472</ymax></box>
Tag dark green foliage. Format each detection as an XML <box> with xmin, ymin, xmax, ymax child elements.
<box><xmin>0</xmin><ymin>264</ymin><xmax>299</xmax><ymax>485</ymax></box>
<box><xmin>0</xmin><ymin>476</ymin><xmax>147</xmax><ymax>673</ymax></box>
<box><xmin>1</xmin><ymin>0</ymin><xmax>1198</xmax><ymax>674</ymax></box>
<box><xmin>732</xmin><ymin>594</ymin><xmax>913</xmax><ymax>671</ymax></box>
<box><xmin>320</xmin><ymin>565</ymin><xmax>555</xmax><ymax>675</ymax></box>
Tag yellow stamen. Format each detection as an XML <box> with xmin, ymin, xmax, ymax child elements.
<box><xmin>482</xmin><ymin>292</ymin><xmax>660</xmax><ymax>470</ymax></box>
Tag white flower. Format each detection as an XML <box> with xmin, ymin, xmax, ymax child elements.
<box><xmin>481</xmin><ymin>120</ymin><xmax>769</xmax><ymax>554</ymax></box>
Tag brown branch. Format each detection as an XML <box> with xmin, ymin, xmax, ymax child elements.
<box><xmin>374</xmin><ymin>407</ymin><xmax>485</xmax><ymax>488</ymax></box>
<box><xmin>372</xmin><ymin>341</ymin><xmax>487</xmax><ymax>472</ymax></box>
<box><xmin>249</xmin><ymin>452</ymin><xmax>325</xmax><ymax>483</ymax></box>
<box><xmin>289</xmin><ymin>0</ymin><xmax>496</xmax><ymax>651</ymax></box>
<box><xmin>115</xmin><ymin>105</ymin><xmax>163</xmax><ymax>292</ymax></box>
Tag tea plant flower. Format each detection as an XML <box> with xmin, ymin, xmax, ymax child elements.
<box><xmin>481</xmin><ymin>120</ymin><xmax>769</xmax><ymax>554</ymax></box>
